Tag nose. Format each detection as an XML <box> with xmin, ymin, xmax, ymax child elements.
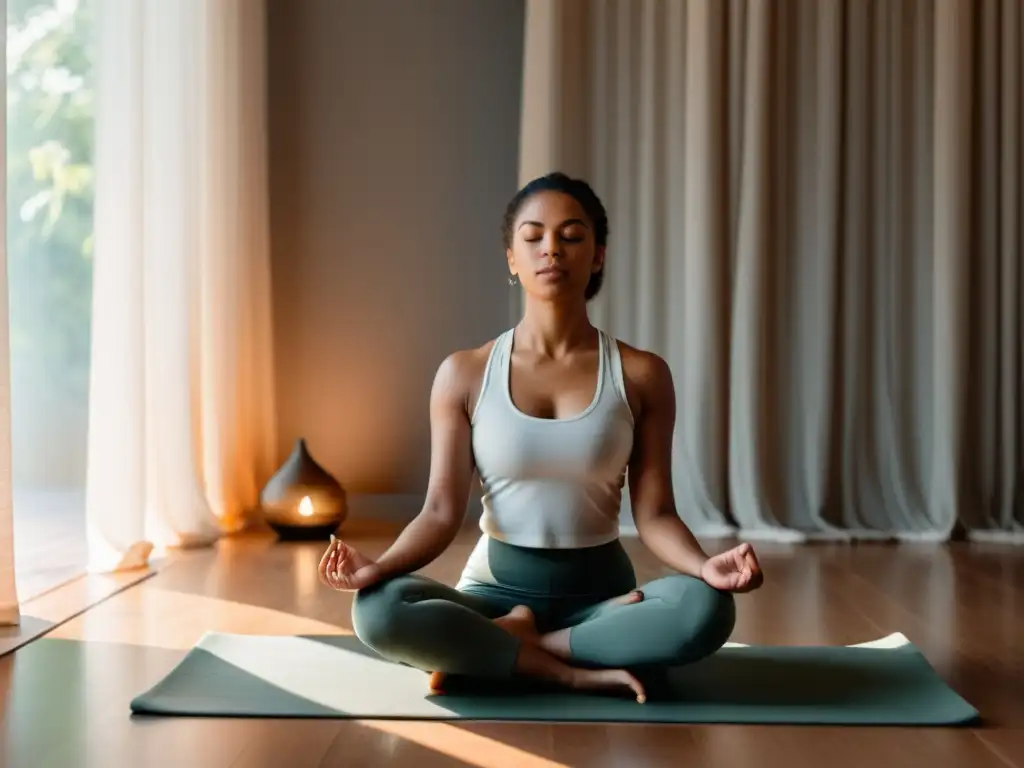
<box><xmin>542</xmin><ymin>232</ymin><xmax>562</xmax><ymax>259</ymax></box>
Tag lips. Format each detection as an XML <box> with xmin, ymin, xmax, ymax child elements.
<box><xmin>537</xmin><ymin>267</ymin><xmax>567</xmax><ymax>277</ymax></box>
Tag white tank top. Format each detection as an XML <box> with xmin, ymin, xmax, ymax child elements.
<box><xmin>468</xmin><ymin>326</ymin><xmax>634</xmax><ymax>551</ymax></box>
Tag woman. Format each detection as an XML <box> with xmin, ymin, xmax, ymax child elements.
<box><xmin>317</xmin><ymin>172</ymin><xmax>763</xmax><ymax>703</ymax></box>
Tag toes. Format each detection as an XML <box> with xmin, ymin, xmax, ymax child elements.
<box><xmin>428</xmin><ymin>671</ymin><xmax>447</xmax><ymax>692</ymax></box>
<box><xmin>508</xmin><ymin>605</ymin><xmax>535</xmax><ymax>620</ymax></box>
<box><xmin>613</xmin><ymin>590</ymin><xmax>644</xmax><ymax>606</ymax></box>
<box><xmin>621</xmin><ymin>672</ymin><xmax>646</xmax><ymax>703</ymax></box>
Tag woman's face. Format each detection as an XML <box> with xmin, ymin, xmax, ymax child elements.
<box><xmin>507</xmin><ymin>191</ymin><xmax>603</xmax><ymax>302</ymax></box>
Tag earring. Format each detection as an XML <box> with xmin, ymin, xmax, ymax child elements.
<box><xmin>508</xmin><ymin>275</ymin><xmax>518</xmax><ymax>286</ymax></box>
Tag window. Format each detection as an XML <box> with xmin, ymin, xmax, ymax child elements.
<box><xmin>6</xmin><ymin>0</ymin><xmax>94</xmax><ymax>599</ymax></box>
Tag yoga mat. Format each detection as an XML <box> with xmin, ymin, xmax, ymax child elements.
<box><xmin>129</xmin><ymin>632</ymin><xmax>979</xmax><ymax>726</ymax></box>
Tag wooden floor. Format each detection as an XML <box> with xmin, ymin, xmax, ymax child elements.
<box><xmin>0</xmin><ymin>523</ymin><xmax>1022</xmax><ymax>768</ymax></box>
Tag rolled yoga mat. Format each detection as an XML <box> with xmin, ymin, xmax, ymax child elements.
<box><xmin>128</xmin><ymin>632</ymin><xmax>979</xmax><ymax>726</ymax></box>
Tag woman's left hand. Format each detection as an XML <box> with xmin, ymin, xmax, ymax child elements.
<box><xmin>700</xmin><ymin>542</ymin><xmax>764</xmax><ymax>593</ymax></box>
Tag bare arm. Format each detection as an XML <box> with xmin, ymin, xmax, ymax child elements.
<box><xmin>625</xmin><ymin>350</ymin><xmax>710</xmax><ymax>579</ymax></box>
<box><xmin>372</xmin><ymin>352</ymin><xmax>478</xmax><ymax>580</ymax></box>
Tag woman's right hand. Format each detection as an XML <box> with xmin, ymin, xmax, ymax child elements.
<box><xmin>318</xmin><ymin>535</ymin><xmax>383</xmax><ymax>592</ymax></box>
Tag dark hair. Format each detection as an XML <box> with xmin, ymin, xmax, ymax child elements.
<box><xmin>501</xmin><ymin>172</ymin><xmax>609</xmax><ymax>301</ymax></box>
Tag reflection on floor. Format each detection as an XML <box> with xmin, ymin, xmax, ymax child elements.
<box><xmin>0</xmin><ymin>524</ymin><xmax>1021</xmax><ymax>767</ymax></box>
<box><xmin>12</xmin><ymin>488</ymin><xmax>87</xmax><ymax>600</ymax></box>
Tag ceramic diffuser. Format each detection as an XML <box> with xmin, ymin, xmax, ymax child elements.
<box><xmin>260</xmin><ymin>438</ymin><xmax>348</xmax><ymax>539</ymax></box>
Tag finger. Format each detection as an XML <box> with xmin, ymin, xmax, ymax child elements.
<box><xmin>728</xmin><ymin>577</ymin><xmax>749</xmax><ymax>594</ymax></box>
<box><xmin>335</xmin><ymin>551</ymin><xmax>352</xmax><ymax>577</ymax></box>
<box><xmin>317</xmin><ymin>548</ymin><xmax>332</xmax><ymax>584</ymax></box>
<box><xmin>323</xmin><ymin>564</ymin><xmax>335</xmax><ymax>588</ymax></box>
<box><xmin>334</xmin><ymin>548</ymin><xmax>350</xmax><ymax>578</ymax></box>
<box><xmin>744</xmin><ymin>551</ymin><xmax>761</xmax><ymax>575</ymax></box>
<box><xmin>319</xmin><ymin>547</ymin><xmax>338</xmax><ymax>586</ymax></box>
<box><xmin>319</xmin><ymin>538</ymin><xmax>339</xmax><ymax>572</ymax></box>
<box><xmin>318</xmin><ymin>543</ymin><xmax>332</xmax><ymax>568</ymax></box>
<box><xmin>742</xmin><ymin>544</ymin><xmax>759</xmax><ymax>566</ymax></box>
<box><xmin>327</xmin><ymin>567</ymin><xmax>346</xmax><ymax>590</ymax></box>
<box><xmin>329</xmin><ymin>553</ymin><xmax>349</xmax><ymax>586</ymax></box>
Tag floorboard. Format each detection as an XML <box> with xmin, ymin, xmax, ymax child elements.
<box><xmin>0</xmin><ymin>523</ymin><xmax>1020</xmax><ymax>768</ymax></box>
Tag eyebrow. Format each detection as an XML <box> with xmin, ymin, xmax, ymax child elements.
<box><xmin>517</xmin><ymin>218</ymin><xmax>590</xmax><ymax>230</ymax></box>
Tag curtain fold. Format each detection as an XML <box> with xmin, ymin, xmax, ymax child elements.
<box><xmin>0</xmin><ymin>0</ymin><xmax>22</xmax><ymax>624</ymax></box>
<box><xmin>518</xmin><ymin>0</ymin><xmax>1024</xmax><ymax>542</ymax></box>
<box><xmin>86</xmin><ymin>0</ymin><xmax>278</xmax><ymax>571</ymax></box>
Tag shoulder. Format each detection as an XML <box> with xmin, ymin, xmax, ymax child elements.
<box><xmin>432</xmin><ymin>336</ymin><xmax>500</xmax><ymax>413</ymax></box>
<box><xmin>615</xmin><ymin>339</ymin><xmax>673</xmax><ymax>389</ymax></box>
<box><xmin>613</xmin><ymin>338</ymin><xmax>675</xmax><ymax>417</ymax></box>
<box><xmin>435</xmin><ymin>341</ymin><xmax>494</xmax><ymax>390</ymax></box>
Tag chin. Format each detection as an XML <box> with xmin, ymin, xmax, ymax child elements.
<box><xmin>528</xmin><ymin>277</ymin><xmax>589</xmax><ymax>300</ymax></box>
<box><xmin>529</xmin><ymin>285</ymin><xmax>582</xmax><ymax>303</ymax></box>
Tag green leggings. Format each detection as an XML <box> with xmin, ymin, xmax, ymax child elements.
<box><xmin>351</xmin><ymin>537</ymin><xmax>736</xmax><ymax>679</ymax></box>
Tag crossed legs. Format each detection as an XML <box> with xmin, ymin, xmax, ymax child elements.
<box><xmin>351</xmin><ymin>572</ymin><xmax>735</xmax><ymax>701</ymax></box>
<box><xmin>544</xmin><ymin>573</ymin><xmax>736</xmax><ymax>669</ymax></box>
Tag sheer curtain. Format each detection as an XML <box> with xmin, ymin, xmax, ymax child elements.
<box><xmin>518</xmin><ymin>0</ymin><xmax>1024</xmax><ymax>543</ymax></box>
<box><xmin>86</xmin><ymin>0</ymin><xmax>278</xmax><ymax>571</ymax></box>
<box><xmin>0</xmin><ymin>0</ymin><xmax>22</xmax><ymax>625</ymax></box>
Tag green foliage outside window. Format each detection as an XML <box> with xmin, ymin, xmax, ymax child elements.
<box><xmin>7</xmin><ymin>0</ymin><xmax>94</xmax><ymax>484</ymax></box>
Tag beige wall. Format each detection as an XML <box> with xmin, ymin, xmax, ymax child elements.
<box><xmin>266</xmin><ymin>0</ymin><xmax>525</xmax><ymax>515</ymax></box>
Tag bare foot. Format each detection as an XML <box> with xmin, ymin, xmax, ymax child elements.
<box><xmin>429</xmin><ymin>606</ymin><xmax>539</xmax><ymax>693</ymax></box>
<box><xmin>427</xmin><ymin>599</ymin><xmax>648</xmax><ymax>702</ymax></box>
<box><xmin>571</xmin><ymin>667</ymin><xmax>647</xmax><ymax>703</ymax></box>
<box><xmin>615</xmin><ymin>589</ymin><xmax>644</xmax><ymax>606</ymax></box>
<box><xmin>428</xmin><ymin>670</ymin><xmax>447</xmax><ymax>692</ymax></box>
<box><xmin>430</xmin><ymin>656</ymin><xmax>647</xmax><ymax>703</ymax></box>
<box><xmin>493</xmin><ymin>605</ymin><xmax>540</xmax><ymax>641</ymax></box>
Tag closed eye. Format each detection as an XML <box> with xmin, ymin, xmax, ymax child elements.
<box><xmin>522</xmin><ymin>233</ymin><xmax>585</xmax><ymax>244</ymax></box>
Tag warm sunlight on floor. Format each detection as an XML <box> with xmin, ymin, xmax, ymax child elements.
<box><xmin>47</xmin><ymin>584</ymin><xmax>351</xmax><ymax>649</ymax></box>
<box><xmin>365</xmin><ymin>721</ymin><xmax>569</xmax><ymax>768</ymax></box>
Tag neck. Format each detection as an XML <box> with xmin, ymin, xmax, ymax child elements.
<box><xmin>517</xmin><ymin>295</ymin><xmax>594</xmax><ymax>357</ymax></box>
